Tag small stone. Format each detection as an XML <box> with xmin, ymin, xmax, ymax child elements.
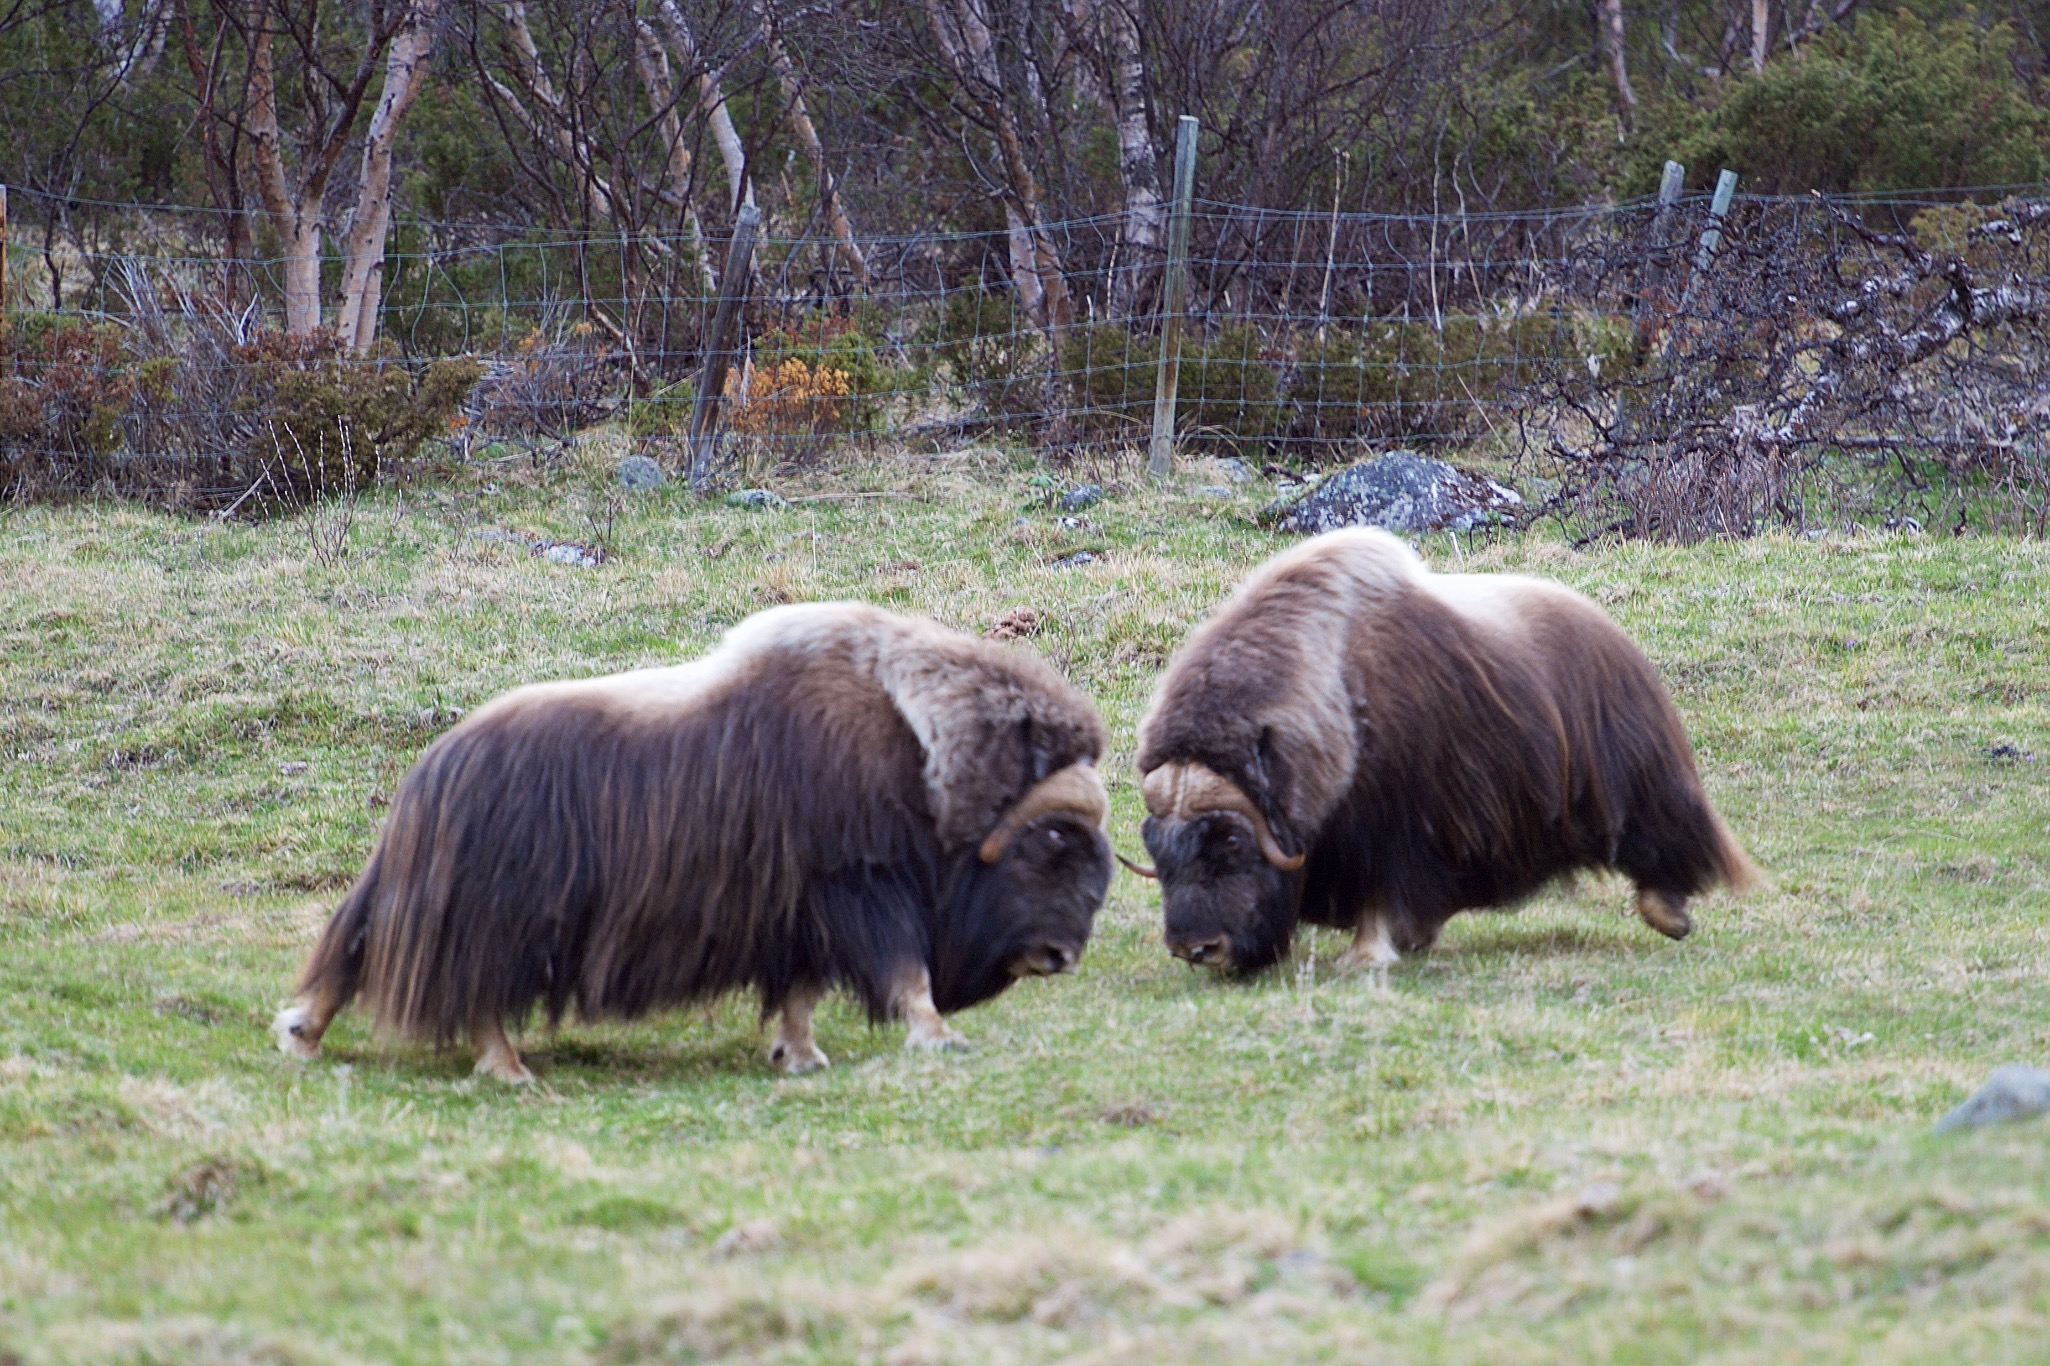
<box><xmin>277</xmin><ymin>761</ymin><xmax>309</xmax><ymax>776</ymax></box>
<box><xmin>1573</xmin><ymin>1181</ymin><xmax>1623</xmax><ymax>1218</ymax></box>
<box><xmin>713</xmin><ymin>1218</ymin><xmax>781</xmax><ymax>1257</ymax></box>
<box><xmin>725</xmin><ymin>488</ymin><xmax>789</xmax><ymax>511</ymax></box>
<box><xmin>615</xmin><ymin>454</ymin><xmax>666</xmax><ymax>491</ymax></box>
<box><xmin>1058</xmin><ymin>484</ymin><xmax>1104</xmax><ymax>513</ymax></box>
<box><xmin>1214</xmin><ymin>457</ymin><xmax>1253</xmax><ymax>484</ymax></box>
<box><xmin>1050</xmin><ymin>550</ymin><xmax>1098</xmax><ymax>569</ymax></box>
<box><xmin>1935</xmin><ymin>1065</ymin><xmax>2050</xmax><ymax>1131</ymax></box>
<box><xmin>541</xmin><ymin>542</ymin><xmax>602</xmax><ymax>567</ymax></box>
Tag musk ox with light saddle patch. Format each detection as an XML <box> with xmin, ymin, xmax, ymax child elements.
<box><xmin>272</xmin><ymin>602</ymin><xmax>1114</xmax><ymax>1082</ymax></box>
<box><xmin>1127</xmin><ymin>528</ymin><xmax>1755</xmax><ymax>976</ymax></box>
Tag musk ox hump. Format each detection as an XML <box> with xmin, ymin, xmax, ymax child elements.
<box><xmin>870</xmin><ymin>616</ymin><xmax>1108</xmax><ymax>852</ymax></box>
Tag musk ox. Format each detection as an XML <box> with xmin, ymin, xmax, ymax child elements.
<box><xmin>1128</xmin><ymin>528</ymin><xmax>1755</xmax><ymax>975</ymax></box>
<box><xmin>272</xmin><ymin>602</ymin><xmax>1114</xmax><ymax>1082</ymax></box>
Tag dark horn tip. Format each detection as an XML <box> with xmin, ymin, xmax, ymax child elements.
<box><xmin>1116</xmin><ymin>852</ymin><xmax>1159</xmax><ymax>879</ymax></box>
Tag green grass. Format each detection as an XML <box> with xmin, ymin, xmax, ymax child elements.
<box><xmin>3</xmin><ymin>446</ymin><xmax>2048</xmax><ymax>1364</ymax></box>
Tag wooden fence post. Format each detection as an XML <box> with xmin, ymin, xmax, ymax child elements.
<box><xmin>0</xmin><ymin>185</ymin><xmax>9</xmax><ymax>324</ymax></box>
<box><xmin>1147</xmin><ymin>115</ymin><xmax>1198</xmax><ymax>479</ymax></box>
<box><xmin>1615</xmin><ymin>160</ymin><xmax>1686</xmax><ymax>446</ymax></box>
<box><xmin>688</xmin><ymin>203</ymin><xmax>762</xmax><ymax>493</ymax></box>
<box><xmin>1686</xmin><ymin>169</ymin><xmax>1739</xmax><ymax>293</ymax></box>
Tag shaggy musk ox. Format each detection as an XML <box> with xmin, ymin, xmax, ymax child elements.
<box><xmin>272</xmin><ymin>603</ymin><xmax>1114</xmax><ymax>1082</ymax></box>
<box><xmin>1130</xmin><ymin>528</ymin><xmax>1755</xmax><ymax>975</ymax></box>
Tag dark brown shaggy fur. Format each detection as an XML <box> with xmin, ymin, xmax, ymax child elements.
<box><xmin>1135</xmin><ymin>528</ymin><xmax>1755</xmax><ymax>974</ymax></box>
<box><xmin>285</xmin><ymin>602</ymin><xmax>1111</xmax><ymax>1057</ymax></box>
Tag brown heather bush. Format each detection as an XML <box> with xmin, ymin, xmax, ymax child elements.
<box><xmin>0</xmin><ymin>304</ymin><xmax>480</xmax><ymax>512</ymax></box>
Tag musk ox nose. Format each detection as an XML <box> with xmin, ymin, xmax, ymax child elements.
<box><xmin>1169</xmin><ymin>934</ymin><xmax>1230</xmax><ymax>968</ymax></box>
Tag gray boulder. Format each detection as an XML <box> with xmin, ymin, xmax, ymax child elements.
<box><xmin>1059</xmin><ymin>484</ymin><xmax>1104</xmax><ymax>513</ymax></box>
<box><xmin>725</xmin><ymin>488</ymin><xmax>790</xmax><ymax>511</ymax></box>
<box><xmin>1275</xmin><ymin>450</ymin><xmax>1521</xmax><ymax>535</ymax></box>
<box><xmin>616</xmin><ymin>454</ymin><xmax>666</xmax><ymax>491</ymax></box>
<box><xmin>1935</xmin><ymin>1065</ymin><xmax>2050</xmax><ymax>1132</ymax></box>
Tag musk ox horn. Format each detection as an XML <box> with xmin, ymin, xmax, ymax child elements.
<box><xmin>1116</xmin><ymin>852</ymin><xmax>1159</xmax><ymax>879</ymax></box>
<box><xmin>978</xmin><ymin>762</ymin><xmax>1109</xmax><ymax>864</ymax></box>
<box><xmin>1140</xmin><ymin>762</ymin><xmax>1306</xmax><ymax>872</ymax></box>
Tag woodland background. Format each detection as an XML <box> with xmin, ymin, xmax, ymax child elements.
<box><xmin>1</xmin><ymin>0</ymin><xmax>2048</xmax><ymax>532</ymax></box>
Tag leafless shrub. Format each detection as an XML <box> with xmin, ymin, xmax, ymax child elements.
<box><xmin>1514</xmin><ymin>194</ymin><xmax>2050</xmax><ymax>540</ymax></box>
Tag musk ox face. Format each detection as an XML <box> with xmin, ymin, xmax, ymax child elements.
<box><xmin>931</xmin><ymin>811</ymin><xmax>1113</xmax><ymax>1013</ymax></box>
<box><xmin>1143</xmin><ymin>811</ymin><xmax>1302</xmax><ymax>975</ymax></box>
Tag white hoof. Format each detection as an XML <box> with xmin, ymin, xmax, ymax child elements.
<box><xmin>474</xmin><ymin>1052</ymin><xmax>535</xmax><ymax>1085</ymax></box>
<box><xmin>904</xmin><ymin>1023</ymin><xmax>969</xmax><ymax>1053</ymax></box>
<box><xmin>770</xmin><ymin>1039</ymin><xmax>830</xmax><ymax>1074</ymax></box>
<box><xmin>272</xmin><ymin>1004</ymin><xmax>321</xmax><ymax>1060</ymax></box>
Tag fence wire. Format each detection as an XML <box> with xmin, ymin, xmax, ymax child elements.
<box><xmin>2</xmin><ymin>183</ymin><xmax>2047</xmax><ymax>532</ymax></box>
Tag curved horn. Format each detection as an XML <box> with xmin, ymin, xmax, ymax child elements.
<box><xmin>1116</xmin><ymin>852</ymin><xmax>1159</xmax><ymax>879</ymax></box>
<box><xmin>979</xmin><ymin>763</ymin><xmax>1109</xmax><ymax>864</ymax></box>
<box><xmin>1139</xmin><ymin>762</ymin><xmax>1305</xmax><ymax>873</ymax></box>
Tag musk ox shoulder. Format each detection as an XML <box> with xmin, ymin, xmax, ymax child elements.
<box><xmin>1132</xmin><ymin>528</ymin><xmax>1755</xmax><ymax>975</ymax></box>
<box><xmin>273</xmin><ymin>602</ymin><xmax>1113</xmax><ymax>1082</ymax></box>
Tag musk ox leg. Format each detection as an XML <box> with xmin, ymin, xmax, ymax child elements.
<box><xmin>1336</xmin><ymin>916</ymin><xmax>1401</xmax><ymax>975</ymax></box>
<box><xmin>470</xmin><ymin>1018</ymin><xmax>534</xmax><ymax>1085</ymax></box>
<box><xmin>1636</xmin><ymin>888</ymin><xmax>1694</xmax><ymax>940</ymax></box>
<box><xmin>893</xmin><ymin>968</ymin><xmax>968</xmax><ymax>1053</ymax></box>
<box><xmin>271</xmin><ymin>978</ymin><xmax>348</xmax><ymax>1060</ymax></box>
<box><xmin>769</xmin><ymin>988</ymin><xmax>830</xmax><ymax>1074</ymax></box>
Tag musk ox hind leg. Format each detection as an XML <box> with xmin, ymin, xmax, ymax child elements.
<box><xmin>1635</xmin><ymin>888</ymin><xmax>1693</xmax><ymax>941</ymax></box>
<box><xmin>769</xmin><ymin>986</ymin><xmax>830</xmax><ymax>1074</ymax></box>
<box><xmin>271</xmin><ymin>975</ymin><xmax>349</xmax><ymax>1060</ymax></box>
<box><xmin>893</xmin><ymin>966</ymin><xmax>968</xmax><ymax>1053</ymax></box>
<box><xmin>470</xmin><ymin>1017</ymin><xmax>534</xmax><ymax>1085</ymax></box>
<box><xmin>273</xmin><ymin>868</ymin><xmax>377</xmax><ymax>1060</ymax></box>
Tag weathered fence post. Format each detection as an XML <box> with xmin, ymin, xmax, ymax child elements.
<box><xmin>688</xmin><ymin>203</ymin><xmax>762</xmax><ymax>493</ymax></box>
<box><xmin>1615</xmin><ymin>160</ymin><xmax>1686</xmax><ymax>446</ymax></box>
<box><xmin>1147</xmin><ymin>116</ymin><xmax>1199</xmax><ymax>479</ymax></box>
<box><xmin>1686</xmin><ymin>170</ymin><xmax>1739</xmax><ymax>293</ymax></box>
<box><xmin>1632</xmin><ymin>159</ymin><xmax>1687</xmax><ymax>346</ymax></box>
<box><xmin>0</xmin><ymin>185</ymin><xmax>9</xmax><ymax>323</ymax></box>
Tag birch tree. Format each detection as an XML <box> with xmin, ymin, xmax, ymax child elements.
<box><xmin>337</xmin><ymin>0</ymin><xmax>442</xmax><ymax>351</ymax></box>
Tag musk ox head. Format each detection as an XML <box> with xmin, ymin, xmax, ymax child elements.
<box><xmin>1135</xmin><ymin>762</ymin><xmax>1305</xmax><ymax>976</ymax></box>
<box><xmin>930</xmin><ymin>763</ymin><xmax>1114</xmax><ymax>1013</ymax></box>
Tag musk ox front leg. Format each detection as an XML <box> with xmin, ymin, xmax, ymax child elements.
<box><xmin>470</xmin><ymin>1018</ymin><xmax>534</xmax><ymax>1085</ymax></box>
<box><xmin>769</xmin><ymin>987</ymin><xmax>830</xmax><ymax>1074</ymax></box>
<box><xmin>1635</xmin><ymin>887</ymin><xmax>1693</xmax><ymax>940</ymax></box>
<box><xmin>1336</xmin><ymin>915</ymin><xmax>1401</xmax><ymax>974</ymax></box>
<box><xmin>893</xmin><ymin>966</ymin><xmax>968</xmax><ymax>1053</ymax></box>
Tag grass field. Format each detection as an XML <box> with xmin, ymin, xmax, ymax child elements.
<box><xmin>3</xmin><ymin>446</ymin><xmax>2049</xmax><ymax>1364</ymax></box>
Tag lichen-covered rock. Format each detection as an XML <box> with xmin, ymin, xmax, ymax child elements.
<box><xmin>616</xmin><ymin>454</ymin><xmax>666</xmax><ymax>490</ymax></box>
<box><xmin>1059</xmin><ymin>484</ymin><xmax>1104</xmax><ymax>513</ymax></box>
<box><xmin>1274</xmin><ymin>450</ymin><xmax>1521</xmax><ymax>535</ymax></box>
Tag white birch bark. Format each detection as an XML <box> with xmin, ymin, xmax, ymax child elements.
<box><xmin>338</xmin><ymin>0</ymin><xmax>443</xmax><ymax>353</ymax></box>
<box><xmin>651</xmin><ymin>0</ymin><xmax>753</xmax><ymax>214</ymax></box>
<box><xmin>1596</xmin><ymin>0</ymin><xmax>1637</xmax><ymax>131</ymax></box>
<box><xmin>245</xmin><ymin>18</ymin><xmax>325</xmax><ymax>334</ymax></box>
<box><xmin>757</xmin><ymin>6</ymin><xmax>868</xmax><ymax>283</ymax></box>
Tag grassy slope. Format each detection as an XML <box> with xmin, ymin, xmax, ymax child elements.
<box><xmin>2</xmin><ymin>450</ymin><xmax>2047</xmax><ymax>1364</ymax></box>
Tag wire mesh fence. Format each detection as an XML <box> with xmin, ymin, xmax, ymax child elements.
<box><xmin>2</xmin><ymin>181</ymin><xmax>2047</xmax><ymax>533</ymax></box>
